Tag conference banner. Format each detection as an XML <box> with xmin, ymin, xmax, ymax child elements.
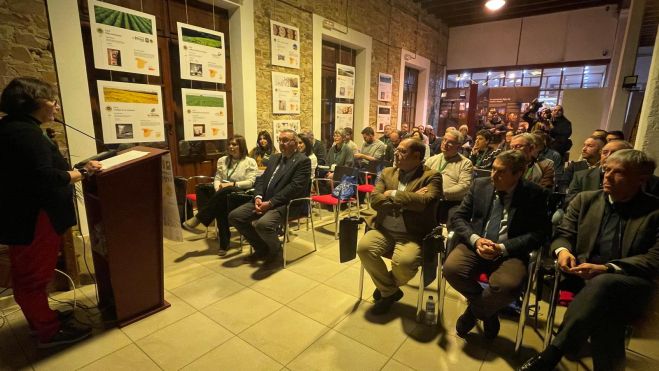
<box><xmin>177</xmin><ymin>22</ymin><xmax>226</xmax><ymax>83</ymax></box>
<box><xmin>181</xmin><ymin>88</ymin><xmax>228</xmax><ymax>141</ymax></box>
<box><xmin>97</xmin><ymin>80</ymin><xmax>165</xmax><ymax>143</ymax></box>
<box><xmin>89</xmin><ymin>0</ymin><xmax>159</xmax><ymax>76</ymax></box>
<box><xmin>270</xmin><ymin>20</ymin><xmax>300</xmax><ymax>69</ymax></box>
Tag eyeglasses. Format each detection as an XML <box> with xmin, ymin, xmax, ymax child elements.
<box><xmin>278</xmin><ymin>138</ymin><xmax>293</xmax><ymax>144</ymax></box>
<box><xmin>441</xmin><ymin>138</ymin><xmax>459</xmax><ymax>146</ymax></box>
<box><xmin>511</xmin><ymin>144</ymin><xmax>527</xmax><ymax>150</ymax></box>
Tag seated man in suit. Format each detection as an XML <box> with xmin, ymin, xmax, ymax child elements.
<box><xmin>566</xmin><ymin>140</ymin><xmax>633</xmax><ymax>204</ymax></box>
<box><xmin>357</xmin><ymin>138</ymin><xmax>443</xmax><ymax>315</ymax></box>
<box><xmin>228</xmin><ymin>129</ymin><xmax>311</xmax><ymax>268</ymax></box>
<box><xmin>519</xmin><ymin>149</ymin><xmax>659</xmax><ymax>371</ymax></box>
<box><xmin>444</xmin><ymin>150</ymin><xmax>550</xmax><ymax>339</ymax></box>
<box><xmin>511</xmin><ymin>133</ymin><xmax>555</xmax><ymax>190</ymax></box>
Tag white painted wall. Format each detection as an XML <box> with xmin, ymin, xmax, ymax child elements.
<box><xmin>397</xmin><ymin>49</ymin><xmax>430</xmax><ymax>129</ymax></box>
<box><xmin>447</xmin><ymin>5</ymin><xmax>619</xmax><ymax>70</ymax></box>
<box><xmin>561</xmin><ymin>88</ymin><xmax>606</xmax><ymax>160</ymax></box>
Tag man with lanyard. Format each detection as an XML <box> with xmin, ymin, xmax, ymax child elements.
<box><xmin>511</xmin><ymin>133</ymin><xmax>555</xmax><ymax>190</ymax></box>
<box><xmin>426</xmin><ymin>128</ymin><xmax>473</xmax><ymax>223</ymax></box>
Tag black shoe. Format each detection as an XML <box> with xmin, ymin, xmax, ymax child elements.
<box><xmin>242</xmin><ymin>253</ymin><xmax>266</xmax><ymax>264</ymax></box>
<box><xmin>456</xmin><ymin>307</ymin><xmax>477</xmax><ymax>338</ymax></box>
<box><xmin>37</xmin><ymin>322</ymin><xmax>91</xmax><ymax>349</ymax></box>
<box><xmin>218</xmin><ymin>247</ymin><xmax>228</xmax><ymax>257</ymax></box>
<box><xmin>372</xmin><ymin>288</ymin><xmax>382</xmax><ymax>301</ymax></box>
<box><xmin>29</xmin><ymin>309</ymin><xmax>76</xmax><ymax>337</ymax></box>
<box><xmin>369</xmin><ymin>289</ymin><xmax>404</xmax><ymax>315</ymax></box>
<box><xmin>517</xmin><ymin>354</ymin><xmax>558</xmax><ymax>371</ymax></box>
<box><xmin>262</xmin><ymin>251</ymin><xmax>284</xmax><ymax>269</ymax></box>
<box><xmin>182</xmin><ymin>221</ymin><xmax>204</xmax><ymax>234</ymax></box>
<box><xmin>483</xmin><ymin>314</ymin><xmax>500</xmax><ymax>339</ymax></box>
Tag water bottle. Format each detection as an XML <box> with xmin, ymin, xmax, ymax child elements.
<box><xmin>425</xmin><ymin>296</ymin><xmax>437</xmax><ymax>326</ymax></box>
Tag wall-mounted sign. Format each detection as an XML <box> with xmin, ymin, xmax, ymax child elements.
<box><xmin>177</xmin><ymin>23</ymin><xmax>225</xmax><ymax>84</ymax></box>
<box><xmin>181</xmin><ymin>88</ymin><xmax>228</xmax><ymax>141</ymax></box>
<box><xmin>270</xmin><ymin>20</ymin><xmax>300</xmax><ymax>69</ymax></box>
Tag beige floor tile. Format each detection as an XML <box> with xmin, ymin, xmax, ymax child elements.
<box><xmin>182</xmin><ymin>336</ymin><xmax>283</xmax><ymax>370</ymax></box>
<box><xmin>164</xmin><ymin>262</ymin><xmax>216</xmax><ymax>290</ymax></box>
<box><xmin>333</xmin><ymin>302</ymin><xmax>417</xmax><ymax>357</ymax></box>
<box><xmin>324</xmin><ymin>265</ymin><xmax>377</xmax><ymax>299</ymax></box>
<box><xmin>288</xmin><ymin>285</ymin><xmax>359</xmax><ymax>326</ymax></box>
<box><xmin>381</xmin><ymin>359</ymin><xmax>416</xmax><ymax>371</ymax></box>
<box><xmin>168</xmin><ymin>271</ymin><xmax>244</xmax><ymax>309</ymax></box>
<box><xmin>136</xmin><ymin>312</ymin><xmax>233</xmax><ymax>370</ymax></box>
<box><xmin>32</xmin><ymin>329</ymin><xmax>132</xmax><ymax>371</ymax></box>
<box><xmin>167</xmin><ymin>237</ymin><xmax>224</xmax><ymax>265</ymax></box>
<box><xmin>201</xmin><ymin>287</ymin><xmax>283</xmax><ymax>334</ymax></box>
<box><xmin>0</xmin><ymin>323</ymin><xmax>31</xmax><ymax>370</ymax></box>
<box><xmin>239</xmin><ymin>306</ymin><xmax>329</xmax><ymax>364</ymax></box>
<box><xmin>121</xmin><ymin>291</ymin><xmax>196</xmax><ymax>341</ymax></box>
<box><xmin>78</xmin><ymin>343</ymin><xmax>161</xmax><ymax>371</ymax></box>
<box><xmin>286</xmin><ymin>254</ymin><xmax>348</xmax><ymax>283</ymax></box>
<box><xmin>250</xmin><ymin>269</ymin><xmax>319</xmax><ymax>304</ymax></box>
<box><xmin>393</xmin><ymin>334</ymin><xmax>487</xmax><ymax>371</ymax></box>
<box><xmin>288</xmin><ymin>329</ymin><xmax>388</xmax><ymax>371</ymax></box>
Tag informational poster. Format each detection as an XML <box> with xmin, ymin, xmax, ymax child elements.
<box><xmin>336</xmin><ymin>64</ymin><xmax>355</xmax><ymax>99</ymax></box>
<box><xmin>378</xmin><ymin>73</ymin><xmax>393</xmax><ymax>102</ymax></box>
<box><xmin>177</xmin><ymin>23</ymin><xmax>225</xmax><ymax>83</ymax></box>
<box><xmin>376</xmin><ymin>106</ymin><xmax>391</xmax><ymax>133</ymax></box>
<box><xmin>89</xmin><ymin>0</ymin><xmax>159</xmax><ymax>76</ymax></box>
<box><xmin>273</xmin><ymin>119</ymin><xmax>301</xmax><ymax>136</ymax></box>
<box><xmin>272</xmin><ymin>72</ymin><xmax>300</xmax><ymax>114</ymax></box>
<box><xmin>97</xmin><ymin>80</ymin><xmax>165</xmax><ymax>143</ymax></box>
<box><xmin>335</xmin><ymin>103</ymin><xmax>354</xmax><ymax>130</ymax></box>
<box><xmin>162</xmin><ymin>153</ymin><xmax>183</xmax><ymax>242</ymax></box>
<box><xmin>181</xmin><ymin>88</ymin><xmax>228</xmax><ymax>141</ymax></box>
<box><xmin>270</xmin><ymin>20</ymin><xmax>300</xmax><ymax>69</ymax></box>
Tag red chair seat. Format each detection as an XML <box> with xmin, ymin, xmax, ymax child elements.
<box><xmin>558</xmin><ymin>290</ymin><xmax>575</xmax><ymax>306</ymax></box>
<box><xmin>186</xmin><ymin>194</ymin><xmax>197</xmax><ymax>202</ymax></box>
<box><xmin>358</xmin><ymin>184</ymin><xmax>375</xmax><ymax>193</ymax></box>
<box><xmin>478</xmin><ymin>273</ymin><xmax>489</xmax><ymax>283</ymax></box>
<box><xmin>311</xmin><ymin>194</ymin><xmax>354</xmax><ymax>206</ymax></box>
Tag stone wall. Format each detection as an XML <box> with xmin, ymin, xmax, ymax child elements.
<box><xmin>253</xmin><ymin>0</ymin><xmax>448</xmax><ymax>134</ymax></box>
<box><xmin>0</xmin><ymin>0</ymin><xmax>68</xmax><ymax>154</ymax></box>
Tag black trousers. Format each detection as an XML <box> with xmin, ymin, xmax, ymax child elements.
<box><xmin>228</xmin><ymin>202</ymin><xmax>284</xmax><ymax>257</ymax></box>
<box><xmin>552</xmin><ymin>273</ymin><xmax>653</xmax><ymax>371</ymax></box>
<box><xmin>195</xmin><ymin>186</ymin><xmax>242</xmax><ymax>249</ymax></box>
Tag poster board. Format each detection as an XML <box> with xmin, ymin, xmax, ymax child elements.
<box><xmin>272</xmin><ymin>72</ymin><xmax>300</xmax><ymax>114</ymax></box>
<box><xmin>97</xmin><ymin>80</ymin><xmax>165</xmax><ymax>143</ymax></box>
<box><xmin>88</xmin><ymin>0</ymin><xmax>159</xmax><ymax>76</ymax></box>
<box><xmin>378</xmin><ymin>73</ymin><xmax>393</xmax><ymax>102</ymax></box>
<box><xmin>335</xmin><ymin>103</ymin><xmax>354</xmax><ymax>130</ymax></box>
<box><xmin>377</xmin><ymin>106</ymin><xmax>391</xmax><ymax>133</ymax></box>
<box><xmin>177</xmin><ymin>23</ymin><xmax>226</xmax><ymax>83</ymax></box>
<box><xmin>270</xmin><ymin>20</ymin><xmax>300</xmax><ymax>69</ymax></box>
<box><xmin>273</xmin><ymin>119</ymin><xmax>301</xmax><ymax>136</ymax></box>
<box><xmin>181</xmin><ymin>88</ymin><xmax>228</xmax><ymax>141</ymax></box>
<box><xmin>336</xmin><ymin>64</ymin><xmax>355</xmax><ymax>99</ymax></box>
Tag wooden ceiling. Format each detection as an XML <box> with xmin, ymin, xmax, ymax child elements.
<box><xmin>420</xmin><ymin>0</ymin><xmax>657</xmax><ymax>47</ymax></box>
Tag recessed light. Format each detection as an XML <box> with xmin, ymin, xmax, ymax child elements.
<box><xmin>485</xmin><ymin>0</ymin><xmax>506</xmax><ymax>11</ymax></box>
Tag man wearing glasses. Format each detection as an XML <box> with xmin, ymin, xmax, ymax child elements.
<box><xmin>510</xmin><ymin>133</ymin><xmax>555</xmax><ymax>189</ymax></box>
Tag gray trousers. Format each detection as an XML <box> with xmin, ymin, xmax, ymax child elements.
<box><xmin>228</xmin><ymin>202</ymin><xmax>283</xmax><ymax>257</ymax></box>
<box><xmin>443</xmin><ymin>243</ymin><xmax>527</xmax><ymax>319</ymax></box>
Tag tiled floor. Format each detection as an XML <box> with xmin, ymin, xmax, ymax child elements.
<box><xmin>1</xmin><ymin>208</ymin><xmax>657</xmax><ymax>370</ymax></box>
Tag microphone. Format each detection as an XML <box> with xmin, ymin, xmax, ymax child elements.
<box><xmin>54</xmin><ymin>118</ymin><xmax>117</xmax><ymax>169</ymax></box>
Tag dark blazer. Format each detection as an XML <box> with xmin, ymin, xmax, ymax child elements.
<box><xmin>552</xmin><ymin>190</ymin><xmax>659</xmax><ymax>280</ymax></box>
<box><xmin>0</xmin><ymin>115</ymin><xmax>76</xmax><ymax>245</ymax></box>
<box><xmin>451</xmin><ymin>177</ymin><xmax>551</xmax><ymax>259</ymax></box>
<box><xmin>253</xmin><ymin>151</ymin><xmax>311</xmax><ymax>210</ymax></box>
<box><xmin>311</xmin><ymin>139</ymin><xmax>326</xmax><ymax>165</ymax></box>
<box><xmin>566</xmin><ymin>166</ymin><xmax>601</xmax><ymax>204</ymax></box>
<box><xmin>368</xmin><ymin>165</ymin><xmax>442</xmax><ymax>241</ymax></box>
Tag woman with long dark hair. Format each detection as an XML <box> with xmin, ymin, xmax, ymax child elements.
<box><xmin>297</xmin><ymin>133</ymin><xmax>317</xmax><ymax>178</ymax></box>
<box><xmin>0</xmin><ymin>77</ymin><xmax>101</xmax><ymax>348</ymax></box>
<box><xmin>183</xmin><ymin>135</ymin><xmax>257</xmax><ymax>255</ymax></box>
<box><xmin>249</xmin><ymin>130</ymin><xmax>278</xmax><ymax>169</ymax></box>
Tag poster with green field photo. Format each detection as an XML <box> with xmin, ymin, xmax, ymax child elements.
<box><xmin>181</xmin><ymin>88</ymin><xmax>228</xmax><ymax>141</ymax></box>
<box><xmin>177</xmin><ymin>22</ymin><xmax>226</xmax><ymax>84</ymax></box>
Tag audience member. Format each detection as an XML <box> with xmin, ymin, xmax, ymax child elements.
<box><xmin>535</xmin><ymin>132</ymin><xmax>563</xmax><ymax>177</ymax></box>
<box><xmin>303</xmin><ymin>130</ymin><xmax>326</xmax><ymax>165</ymax></box>
<box><xmin>228</xmin><ymin>129</ymin><xmax>311</xmax><ymax>270</ymax></box>
<box><xmin>357</xmin><ymin>138</ymin><xmax>442</xmax><ymax>315</ymax></box>
<box><xmin>183</xmin><ymin>135</ymin><xmax>258</xmax><ymax>255</ymax></box>
<box><xmin>379</xmin><ymin>125</ymin><xmax>392</xmax><ymax>146</ymax></box>
<box><xmin>563</xmin><ymin>137</ymin><xmax>605</xmax><ymax>190</ymax></box>
<box><xmin>400</xmin><ymin>123</ymin><xmax>410</xmax><ymax>138</ymax></box>
<box><xmin>519</xmin><ymin>149</ymin><xmax>659</xmax><ymax>371</ymax></box>
<box><xmin>354</xmin><ymin>126</ymin><xmax>386</xmax><ymax>167</ymax></box>
<box><xmin>459</xmin><ymin>125</ymin><xmax>473</xmax><ymax>149</ymax></box>
<box><xmin>591</xmin><ymin>129</ymin><xmax>608</xmax><ymax>141</ymax></box>
<box><xmin>410</xmin><ymin>130</ymin><xmax>430</xmax><ymax>160</ymax></box>
<box><xmin>606</xmin><ymin>130</ymin><xmax>625</xmax><ymax>142</ymax></box>
<box><xmin>383</xmin><ymin>131</ymin><xmax>400</xmax><ymax>165</ymax></box>
<box><xmin>426</xmin><ymin>129</ymin><xmax>473</xmax><ymax>202</ymax></box>
<box><xmin>249</xmin><ymin>130</ymin><xmax>278</xmax><ymax>169</ymax></box>
<box><xmin>326</xmin><ymin>129</ymin><xmax>354</xmax><ymax>179</ymax></box>
<box><xmin>427</xmin><ymin>126</ymin><xmax>441</xmax><ymax>156</ymax></box>
<box><xmin>445</xmin><ymin>150</ymin><xmax>550</xmax><ymax>339</ymax></box>
<box><xmin>549</xmin><ymin>104</ymin><xmax>572</xmax><ymax>157</ymax></box>
<box><xmin>511</xmin><ymin>133</ymin><xmax>554</xmax><ymax>189</ymax></box>
<box><xmin>343</xmin><ymin>127</ymin><xmax>358</xmax><ymax>154</ymax></box>
<box><xmin>502</xmin><ymin>130</ymin><xmax>513</xmax><ymax>151</ymax></box>
<box><xmin>297</xmin><ymin>133</ymin><xmax>317</xmax><ymax>178</ymax></box>
<box><xmin>469</xmin><ymin>130</ymin><xmax>500</xmax><ymax>170</ymax></box>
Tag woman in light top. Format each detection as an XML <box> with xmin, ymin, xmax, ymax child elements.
<box><xmin>297</xmin><ymin>133</ymin><xmax>317</xmax><ymax>179</ymax></box>
<box><xmin>183</xmin><ymin>135</ymin><xmax>257</xmax><ymax>255</ymax></box>
<box><xmin>249</xmin><ymin>130</ymin><xmax>277</xmax><ymax>169</ymax></box>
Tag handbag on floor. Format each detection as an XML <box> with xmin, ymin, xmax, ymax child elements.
<box><xmin>339</xmin><ymin>216</ymin><xmax>364</xmax><ymax>263</ymax></box>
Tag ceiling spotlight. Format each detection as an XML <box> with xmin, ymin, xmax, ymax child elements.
<box><xmin>485</xmin><ymin>0</ymin><xmax>506</xmax><ymax>11</ymax></box>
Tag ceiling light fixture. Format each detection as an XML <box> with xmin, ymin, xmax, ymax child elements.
<box><xmin>485</xmin><ymin>0</ymin><xmax>506</xmax><ymax>11</ymax></box>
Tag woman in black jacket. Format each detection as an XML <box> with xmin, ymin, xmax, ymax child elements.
<box><xmin>0</xmin><ymin>77</ymin><xmax>100</xmax><ymax>348</ymax></box>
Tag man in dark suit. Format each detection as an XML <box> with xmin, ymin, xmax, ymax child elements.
<box><xmin>566</xmin><ymin>140</ymin><xmax>633</xmax><ymax>204</ymax></box>
<box><xmin>304</xmin><ymin>130</ymin><xmax>326</xmax><ymax>165</ymax></box>
<box><xmin>444</xmin><ymin>150</ymin><xmax>550</xmax><ymax>339</ymax></box>
<box><xmin>519</xmin><ymin>149</ymin><xmax>659</xmax><ymax>371</ymax></box>
<box><xmin>229</xmin><ymin>129</ymin><xmax>311</xmax><ymax>268</ymax></box>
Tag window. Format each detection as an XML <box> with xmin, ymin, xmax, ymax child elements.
<box><xmin>446</xmin><ymin>62</ymin><xmax>608</xmax><ymax>105</ymax></box>
<box><xmin>320</xmin><ymin>41</ymin><xmax>356</xmax><ymax>147</ymax></box>
<box><xmin>401</xmin><ymin>66</ymin><xmax>420</xmax><ymax>127</ymax></box>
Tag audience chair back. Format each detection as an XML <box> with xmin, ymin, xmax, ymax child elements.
<box><xmin>311</xmin><ymin>166</ymin><xmax>360</xmax><ymax>239</ymax></box>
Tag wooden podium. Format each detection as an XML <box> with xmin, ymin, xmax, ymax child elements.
<box><xmin>83</xmin><ymin>146</ymin><xmax>170</xmax><ymax>327</ymax></box>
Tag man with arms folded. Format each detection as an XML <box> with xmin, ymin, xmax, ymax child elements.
<box><xmin>357</xmin><ymin>138</ymin><xmax>443</xmax><ymax>315</ymax></box>
<box><xmin>445</xmin><ymin>150</ymin><xmax>550</xmax><ymax>339</ymax></box>
<box><xmin>519</xmin><ymin>149</ymin><xmax>659</xmax><ymax>371</ymax></box>
<box><xmin>228</xmin><ymin>129</ymin><xmax>311</xmax><ymax>269</ymax></box>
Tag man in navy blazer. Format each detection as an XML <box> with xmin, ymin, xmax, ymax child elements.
<box><xmin>445</xmin><ymin>150</ymin><xmax>550</xmax><ymax>339</ymax></box>
<box><xmin>229</xmin><ymin>129</ymin><xmax>311</xmax><ymax>268</ymax></box>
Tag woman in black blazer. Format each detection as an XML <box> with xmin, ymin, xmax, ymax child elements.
<box><xmin>0</xmin><ymin>77</ymin><xmax>100</xmax><ymax>348</ymax></box>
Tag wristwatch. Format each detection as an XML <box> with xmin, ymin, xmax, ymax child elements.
<box><xmin>78</xmin><ymin>168</ymin><xmax>88</xmax><ymax>178</ymax></box>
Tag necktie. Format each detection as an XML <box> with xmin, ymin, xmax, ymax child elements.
<box><xmin>485</xmin><ymin>191</ymin><xmax>505</xmax><ymax>242</ymax></box>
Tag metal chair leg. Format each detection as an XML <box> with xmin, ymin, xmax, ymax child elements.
<box><xmin>438</xmin><ymin>252</ymin><xmax>446</xmax><ymax>323</ymax></box>
<box><xmin>309</xmin><ymin>204</ymin><xmax>317</xmax><ymax>252</ymax></box>
<box><xmin>515</xmin><ymin>260</ymin><xmax>536</xmax><ymax>353</ymax></box>
<box><xmin>358</xmin><ymin>264</ymin><xmax>365</xmax><ymax>300</ymax></box>
<box><xmin>544</xmin><ymin>261</ymin><xmax>561</xmax><ymax>348</ymax></box>
<box><xmin>334</xmin><ymin>205</ymin><xmax>340</xmax><ymax>239</ymax></box>
<box><xmin>417</xmin><ymin>266</ymin><xmax>425</xmax><ymax>322</ymax></box>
